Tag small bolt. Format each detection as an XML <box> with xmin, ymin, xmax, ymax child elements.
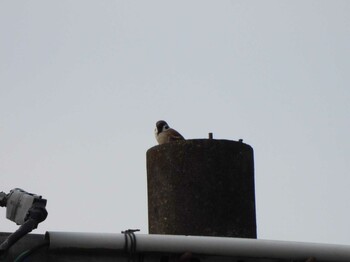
<box><xmin>208</xmin><ymin>133</ymin><xmax>213</xmax><ymax>139</ymax></box>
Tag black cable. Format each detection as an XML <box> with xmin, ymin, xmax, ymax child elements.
<box><xmin>0</xmin><ymin>219</ymin><xmax>38</xmax><ymax>252</ymax></box>
<box><xmin>14</xmin><ymin>241</ymin><xmax>49</xmax><ymax>262</ymax></box>
<box><xmin>121</xmin><ymin>229</ymin><xmax>140</xmax><ymax>262</ymax></box>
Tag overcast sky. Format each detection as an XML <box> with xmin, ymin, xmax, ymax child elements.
<box><xmin>1</xmin><ymin>1</ymin><xmax>350</xmax><ymax>245</ymax></box>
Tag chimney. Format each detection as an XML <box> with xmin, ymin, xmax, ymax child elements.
<box><xmin>146</xmin><ymin>138</ymin><xmax>256</xmax><ymax>238</ymax></box>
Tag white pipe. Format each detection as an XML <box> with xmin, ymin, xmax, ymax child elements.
<box><xmin>46</xmin><ymin>232</ymin><xmax>350</xmax><ymax>261</ymax></box>
<box><xmin>46</xmin><ymin>232</ymin><xmax>125</xmax><ymax>250</ymax></box>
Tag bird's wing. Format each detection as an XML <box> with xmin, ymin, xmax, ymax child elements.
<box><xmin>168</xmin><ymin>129</ymin><xmax>185</xmax><ymax>141</ymax></box>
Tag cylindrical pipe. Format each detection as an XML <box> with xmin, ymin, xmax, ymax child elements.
<box><xmin>46</xmin><ymin>232</ymin><xmax>350</xmax><ymax>261</ymax></box>
<box><xmin>147</xmin><ymin>139</ymin><xmax>256</xmax><ymax>238</ymax></box>
<box><xmin>46</xmin><ymin>232</ymin><xmax>125</xmax><ymax>250</ymax></box>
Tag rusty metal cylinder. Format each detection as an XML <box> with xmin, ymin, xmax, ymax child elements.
<box><xmin>146</xmin><ymin>139</ymin><xmax>256</xmax><ymax>238</ymax></box>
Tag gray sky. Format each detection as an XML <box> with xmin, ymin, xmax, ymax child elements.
<box><xmin>1</xmin><ymin>1</ymin><xmax>350</xmax><ymax>245</ymax></box>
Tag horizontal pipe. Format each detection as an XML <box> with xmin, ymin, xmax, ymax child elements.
<box><xmin>46</xmin><ymin>232</ymin><xmax>350</xmax><ymax>261</ymax></box>
<box><xmin>46</xmin><ymin>232</ymin><xmax>125</xmax><ymax>250</ymax></box>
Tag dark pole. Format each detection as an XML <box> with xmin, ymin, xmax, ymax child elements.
<box><xmin>147</xmin><ymin>139</ymin><xmax>256</xmax><ymax>238</ymax></box>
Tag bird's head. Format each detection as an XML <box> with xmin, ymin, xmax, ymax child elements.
<box><xmin>155</xmin><ymin>120</ymin><xmax>169</xmax><ymax>134</ymax></box>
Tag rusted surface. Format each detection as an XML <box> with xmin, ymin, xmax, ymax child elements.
<box><xmin>147</xmin><ymin>139</ymin><xmax>256</xmax><ymax>238</ymax></box>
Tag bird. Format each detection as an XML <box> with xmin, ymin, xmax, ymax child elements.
<box><xmin>154</xmin><ymin>120</ymin><xmax>185</xmax><ymax>145</ymax></box>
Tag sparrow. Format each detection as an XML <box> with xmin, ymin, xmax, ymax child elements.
<box><xmin>154</xmin><ymin>120</ymin><xmax>185</xmax><ymax>145</ymax></box>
